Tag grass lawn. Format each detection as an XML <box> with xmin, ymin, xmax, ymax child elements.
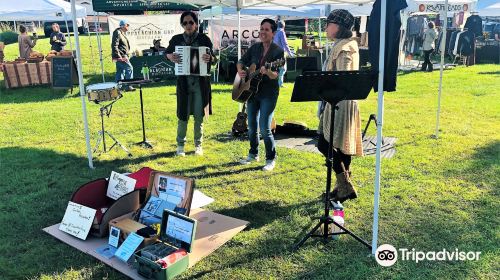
<box><xmin>0</xmin><ymin>35</ymin><xmax>499</xmax><ymax>280</ymax></box>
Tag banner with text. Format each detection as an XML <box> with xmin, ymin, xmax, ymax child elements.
<box><xmin>109</xmin><ymin>15</ymin><xmax>183</xmax><ymax>54</ymax></box>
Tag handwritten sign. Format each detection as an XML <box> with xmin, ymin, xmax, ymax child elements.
<box><xmin>107</xmin><ymin>171</ymin><xmax>136</xmax><ymax>200</ymax></box>
<box><xmin>51</xmin><ymin>56</ymin><xmax>78</xmax><ymax>89</ymax></box>
<box><xmin>59</xmin><ymin>202</ymin><xmax>96</xmax><ymax>240</ymax></box>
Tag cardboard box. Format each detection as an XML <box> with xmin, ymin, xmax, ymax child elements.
<box><xmin>134</xmin><ymin>209</ymin><xmax>197</xmax><ymax>280</ymax></box>
<box><xmin>109</xmin><ymin>212</ymin><xmax>158</xmax><ymax>247</ymax></box>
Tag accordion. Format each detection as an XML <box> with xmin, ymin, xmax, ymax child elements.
<box><xmin>174</xmin><ymin>46</ymin><xmax>211</xmax><ymax>76</ymax></box>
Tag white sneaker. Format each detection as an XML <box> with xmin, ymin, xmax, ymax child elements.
<box><xmin>262</xmin><ymin>160</ymin><xmax>276</xmax><ymax>171</ymax></box>
<box><xmin>195</xmin><ymin>146</ymin><xmax>203</xmax><ymax>156</ymax></box>
<box><xmin>176</xmin><ymin>146</ymin><xmax>185</xmax><ymax>156</ymax></box>
<box><xmin>240</xmin><ymin>154</ymin><xmax>259</xmax><ymax>165</ymax></box>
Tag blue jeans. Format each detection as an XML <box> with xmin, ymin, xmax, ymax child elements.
<box><xmin>115</xmin><ymin>60</ymin><xmax>133</xmax><ymax>82</ymax></box>
<box><xmin>278</xmin><ymin>64</ymin><xmax>287</xmax><ymax>87</ymax></box>
<box><xmin>247</xmin><ymin>92</ymin><xmax>278</xmax><ymax>160</ymax></box>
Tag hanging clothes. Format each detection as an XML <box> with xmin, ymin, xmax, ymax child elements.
<box><xmin>448</xmin><ymin>30</ymin><xmax>460</xmax><ymax>56</ymax></box>
<box><xmin>464</xmin><ymin>15</ymin><xmax>483</xmax><ymax>37</ymax></box>
<box><xmin>368</xmin><ymin>0</ymin><xmax>408</xmax><ymax>92</ymax></box>
<box><xmin>456</xmin><ymin>30</ymin><xmax>475</xmax><ymax>56</ymax></box>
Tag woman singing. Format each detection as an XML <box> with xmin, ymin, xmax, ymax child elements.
<box><xmin>237</xmin><ymin>19</ymin><xmax>284</xmax><ymax>171</ymax></box>
<box><xmin>166</xmin><ymin>11</ymin><xmax>216</xmax><ymax>156</ymax></box>
<box><xmin>318</xmin><ymin>10</ymin><xmax>363</xmax><ymax>202</ymax></box>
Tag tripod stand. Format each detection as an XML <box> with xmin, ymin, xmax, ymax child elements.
<box><xmin>93</xmin><ymin>99</ymin><xmax>132</xmax><ymax>156</ymax></box>
<box><xmin>291</xmin><ymin>71</ymin><xmax>374</xmax><ymax>250</ymax></box>
<box><xmin>118</xmin><ymin>78</ymin><xmax>154</xmax><ymax>149</ymax></box>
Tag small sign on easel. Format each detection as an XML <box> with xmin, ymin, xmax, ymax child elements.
<box><xmin>107</xmin><ymin>171</ymin><xmax>136</xmax><ymax>200</ymax></box>
<box><xmin>59</xmin><ymin>201</ymin><xmax>96</xmax><ymax>240</ymax></box>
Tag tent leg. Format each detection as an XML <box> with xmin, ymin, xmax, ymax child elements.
<box><xmin>95</xmin><ymin>12</ymin><xmax>105</xmax><ymax>83</ymax></box>
<box><xmin>435</xmin><ymin>0</ymin><xmax>448</xmax><ymax>139</ymax></box>
<box><xmin>71</xmin><ymin>0</ymin><xmax>94</xmax><ymax>169</ymax></box>
<box><xmin>372</xmin><ymin>0</ymin><xmax>388</xmax><ymax>256</ymax></box>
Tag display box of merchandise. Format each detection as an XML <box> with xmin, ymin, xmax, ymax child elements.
<box><xmin>134</xmin><ymin>209</ymin><xmax>197</xmax><ymax>280</ymax></box>
<box><xmin>108</xmin><ymin>171</ymin><xmax>194</xmax><ymax>249</ymax></box>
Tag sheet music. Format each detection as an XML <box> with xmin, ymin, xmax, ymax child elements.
<box><xmin>174</xmin><ymin>46</ymin><xmax>210</xmax><ymax>76</ymax></box>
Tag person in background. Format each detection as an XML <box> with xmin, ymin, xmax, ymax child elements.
<box><xmin>317</xmin><ymin>9</ymin><xmax>362</xmax><ymax>203</ymax></box>
<box><xmin>49</xmin><ymin>23</ymin><xmax>67</xmax><ymax>52</ymax></box>
<box><xmin>166</xmin><ymin>11</ymin><xmax>216</xmax><ymax>157</ymax></box>
<box><xmin>238</xmin><ymin>19</ymin><xmax>284</xmax><ymax>171</ymax></box>
<box><xmin>421</xmin><ymin>21</ymin><xmax>437</xmax><ymax>72</ymax></box>
<box><xmin>273</xmin><ymin>20</ymin><xmax>293</xmax><ymax>87</ymax></box>
<box><xmin>150</xmin><ymin>39</ymin><xmax>166</xmax><ymax>54</ymax></box>
<box><xmin>111</xmin><ymin>19</ymin><xmax>135</xmax><ymax>90</ymax></box>
<box><xmin>18</xmin><ymin>25</ymin><xmax>36</xmax><ymax>59</ymax></box>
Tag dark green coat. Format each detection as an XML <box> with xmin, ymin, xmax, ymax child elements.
<box><xmin>166</xmin><ymin>33</ymin><xmax>214</xmax><ymax>121</ymax></box>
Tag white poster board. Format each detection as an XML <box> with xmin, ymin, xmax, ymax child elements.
<box><xmin>59</xmin><ymin>202</ymin><xmax>97</xmax><ymax>240</ymax></box>
<box><xmin>108</xmin><ymin>14</ymin><xmax>183</xmax><ymax>54</ymax></box>
<box><xmin>107</xmin><ymin>171</ymin><xmax>136</xmax><ymax>200</ymax></box>
<box><xmin>209</xmin><ymin>18</ymin><xmax>262</xmax><ymax>50</ymax></box>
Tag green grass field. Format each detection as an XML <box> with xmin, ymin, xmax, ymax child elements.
<box><xmin>0</xmin><ymin>35</ymin><xmax>499</xmax><ymax>280</ymax></box>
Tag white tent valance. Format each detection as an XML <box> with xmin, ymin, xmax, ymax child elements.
<box><xmin>405</xmin><ymin>0</ymin><xmax>477</xmax><ymax>14</ymax></box>
<box><xmin>0</xmin><ymin>0</ymin><xmax>86</xmax><ymax>21</ymax></box>
<box><xmin>200</xmin><ymin>5</ymin><xmax>326</xmax><ymax>19</ymax></box>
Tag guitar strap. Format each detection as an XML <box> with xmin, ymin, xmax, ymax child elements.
<box><xmin>259</xmin><ymin>43</ymin><xmax>277</xmax><ymax>67</ymax></box>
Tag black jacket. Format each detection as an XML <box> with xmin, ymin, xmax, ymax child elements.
<box><xmin>238</xmin><ymin>42</ymin><xmax>284</xmax><ymax>97</ymax></box>
<box><xmin>166</xmin><ymin>33</ymin><xmax>215</xmax><ymax>121</ymax></box>
<box><xmin>111</xmin><ymin>28</ymin><xmax>130</xmax><ymax>59</ymax></box>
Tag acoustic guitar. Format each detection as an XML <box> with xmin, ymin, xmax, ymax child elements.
<box><xmin>231</xmin><ymin>104</ymin><xmax>277</xmax><ymax>136</ymax></box>
<box><xmin>232</xmin><ymin>58</ymin><xmax>285</xmax><ymax>103</ymax></box>
<box><xmin>232</xmin><ymin>104</ymin><xmax>248</xmax><ymax>136</ymax></box>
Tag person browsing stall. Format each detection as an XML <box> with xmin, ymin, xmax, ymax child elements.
<box><xmin>18</xmin><ymin>25</ymin><xmax>36</xmax><ymax>59</ymax></box>
<box><xmin>238</xmin><ymin>19</ymin><xmax>285</xmax><ymax>171</ymax></box>
<box><xmin>166</xmin><ymin>11</ymin><xmax>216</xmax><ymax>157</ymax></box>
<box><xmin>49</xmin><ymin>23</ymin><xmax>67</xmax><ymax>52</ymax></box>
<box><xmin>317</xmin><ymin>9</ymin><xmax>363</xmax><ymax>202</ymax></box>
<box><xmin>421</xmin><ymin>21</ymin><xmax>437</xmax><ymax>72</ymax></box>
<box><xmin>111</xmin><ymin>19</ymin><xmax>135</xmax><ymax>90</ymax></box>
<box><xmin>273</xmin><ymin>20</ymin><xmax>294</xmax><ymax>87</ymax></box>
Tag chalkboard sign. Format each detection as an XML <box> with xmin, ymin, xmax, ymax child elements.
<box><xmin>51</xmin><ymin>56</ymin><xmax>78</xmax><ymax>89</ymax></box>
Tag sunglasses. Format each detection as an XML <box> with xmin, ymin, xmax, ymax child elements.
<box><xmin>182</xmin><ymin>21</ymin><xmax>195</xmax><ymax>26</ymax></box>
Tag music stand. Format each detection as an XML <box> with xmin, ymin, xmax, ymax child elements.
<box><xmin>291</xmin><ymin>71</ymin><xmax>374</xmax><ymax>250</ymax></box>
<box><xmin>92</xmin><ymin>98</ymin><xmax>132</xmax><ymax>157</ymax></box>
<box><xmin>118</xmin><ymin>78</ymin><xmax>154</xmax><ymax>149</ymax></box>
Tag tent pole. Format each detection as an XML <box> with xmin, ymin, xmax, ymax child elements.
<box><xmin>95</xmin><ymin>11</ymin><xmax>105</xmax><ymax>82</ymax></box>
<box><xmin>318</xmin><ymin>17</ymin><xmax>323</xmax><ymax>64</ymax></box>
<box><xmin>372</xmin><ymin>0</ymin><xmax>387</xmax><ymax>256</ymax></box>
<box><xmin>237</xmin><ymin>8</ymin><xmax>241</xmax><ymax>60</ymax></box>
<box><xmin>71</xmin><ymin>0</ymin><xmax>94</xmax><ymax>169</ymax></box>
<box><xmin>435</xmin><ymin>0</ymin><xmax>448</xmax><ymax>138</ymax></box>
<box><xmin>63</xmin><ymin>10</ymin><xmax>73</xmax><ymax>50</ymax></box>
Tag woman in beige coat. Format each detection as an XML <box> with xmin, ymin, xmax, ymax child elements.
<box><xmin>318</xmin><ymin>9</ymin><xmax>362</xmax><ymax>203</ymax></box>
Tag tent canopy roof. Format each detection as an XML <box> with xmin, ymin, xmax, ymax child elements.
<box><xmin>200</xmin><ymin>4</ymin><xmax>326</xmax><ymax>19</ymax></box>
<box><xmin>0</xmin><ymin>0</ymin><xmax>86</xmax><ymax>21</ymax></box>
<box><xmin>159</xmin><ymin>0</ymin><xmax>373</xmax><ymax>9</ymax></box>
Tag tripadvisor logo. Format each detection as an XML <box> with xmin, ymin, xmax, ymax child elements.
<box><xmin>375</xmin><ymin>244</ymin><xmax>481</xmax><ymax>267</ymax></box>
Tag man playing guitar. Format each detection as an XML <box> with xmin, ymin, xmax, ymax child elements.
<box><xmin>237</xmin><ymin>19</ymin><xmax>284</xmax><ymax>171</ymax></box>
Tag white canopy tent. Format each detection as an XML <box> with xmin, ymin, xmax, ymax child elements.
<box><xmin>69</xmin><ymin>0</ymin><xmax>390</xmax><ymax>256</ymax></box>
<box><xmin>329</xmin><ymin>3</ymin><xmax>374</xmax><ymax>16</ymax></box>
<box><xmin>0</xmin><ymin>0</ymin><xmax>88</xmax><ymax>51</ymax></box>
<box><xmin>477</xmin><ymin>0</ymin><xmax>500</xmax><ymax>17</ymax></box>
<box><xmin>201</xmin><ymin>5</ymin><xmax>325</xmax><ymax>18</ymax></box>
<box><xmin>0</xmin><ymin>0</ymin><xmax>86</xmax><ymax>21</ymax></box>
